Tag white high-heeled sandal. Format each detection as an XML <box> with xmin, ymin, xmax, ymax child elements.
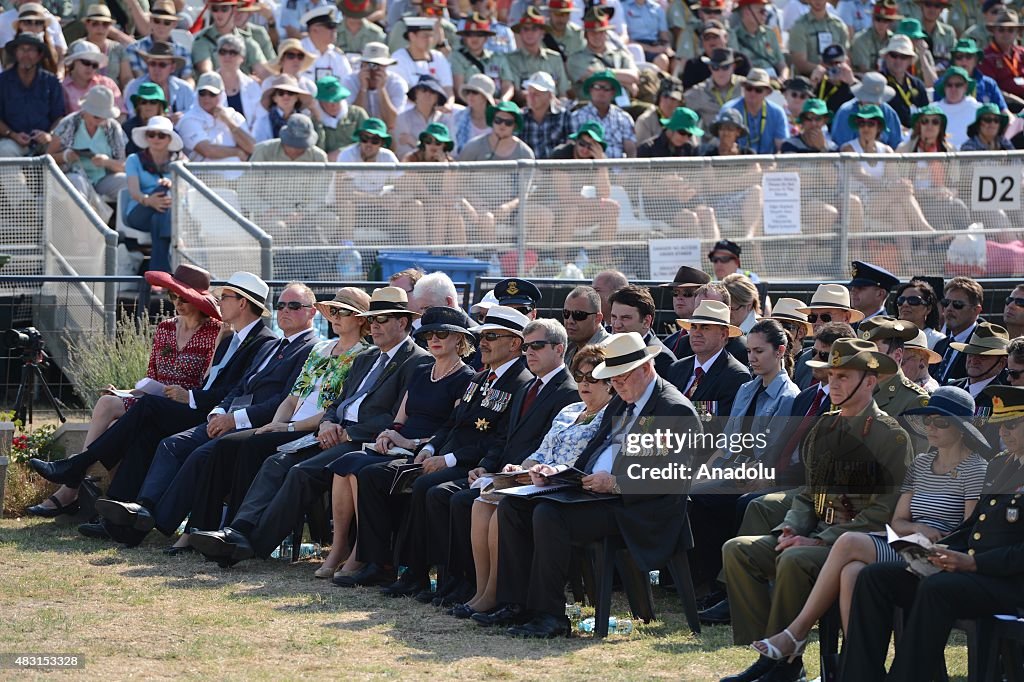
<box><xmin>751</xmin><ymin>628</ymin><xmax>808</xmax><ymax>663</ymax></box>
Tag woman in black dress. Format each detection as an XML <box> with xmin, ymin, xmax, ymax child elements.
<box><xmin>315</xmin><ymin>306</ymin><xmax>477</xmax><ymax>578</ymax></box>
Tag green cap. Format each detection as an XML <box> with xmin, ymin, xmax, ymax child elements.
<box><xmin>315</xmin><ymin>75</ymin><xmax>351</xmax><ymax>103</ymax></box>
<box><xmin>895</xmin><ymin>17</ymin><xmax>927</xmax><ymax>39</ymax></box>
<box><xmin>352</xmin><ymin>117</ymin><xmax>392</xmax><ymax>145</ymax></box>
<box><xmin>910</xmin><ymin>103</ymin><xmax>947</xmax><ymax>127</ymax></box>
<box><xmin>486</xmin><ymin>100</ymin><xmax>524</xmax><ymax>131</ymax></box>
<box><xmin>951</xmin><ymin>37</ymin><xmax>982</xmax><ymax>56</ymax></box>
<box><xmin>798</xmin><ymin>98</ymin><xmax>831</xmax><ymax>121</ymax></box>
<box><xmin>419</xmin><ymin>121</ymin><xmax>453</xmax><ymax>151</ymax></box>
<box><xmin>935</xmin><ymin>65</ymin><xmax>975</xmax><ymax>99</ymax></box>
<box><xmin>582</xmin><ymin>69</ymin><xmax>623</xmax><ymax>98</ymax></box>
<box><xmin>569</xmin><ymin>120</ymin><xmax>607</xmax><ymax>149</ymax></box>
<box><xmin>848</xmin><ymin>103</ymin><xmax>887</xmax><ymax>132</ymax></box>
<box><xmin>130</xmin><ymin>81</ymin><xmax>168</xmax><ymax>109</ymax></box>
<box><xmin>660</xmin><ymin>106</ymin><xmax>704</xmax><ymax>136</ymax></box>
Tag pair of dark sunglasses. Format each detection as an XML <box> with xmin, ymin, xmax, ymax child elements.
<box><xmin>359</xmin><ymin>133</ymin><xmax>383</xmax><ymax>145</ymax></box>
<box><xmin>571</xmin><ymin>369</ymin><xmax>609</xmax><ymax>384</ymax></box>
<box><xmin>897</xmin><ymin>295</ymin><xmax>928</xmax><ymax>306</ymax></box>
<box><xmin>940</xmin><ymin>298</ymin><xmax>968</xmax><ymax>310</ymax></box>
<box><xmin>808</xmin><ymin>313</ymin><xmax>833</xmax><ymax>324</ymax></box>
<box><xmin>522</xmin><ymin>340</ymin><xmax>557</xmax><ymax>352</ymax></box>
<box><xmin>563</xmin><ymin>309</ymin><xmax>598</xmax><ymax>321</ymax></box>
<box><xmin>276</xmin><ymin>301</ymin><xmax>313</xmax><ymax>311</ymax></box>
<box><xmin>1006</xmin><ymin>296</ymin><xmax>1024</xmax><ymax>308</ymax></box>
<box><xmin>923</xmin><ymin>415</ymin><xmax>952</xmax><ymax>429</ymax></box>
<box><xmin>710</xmin><ymin>255</ymin><xmax>735</xmax><ymax>264</ymax></box>
<box><xmin>421</xmin><ymin>330</ymin><xmax>452</xmax><ymax>340</ymax></box>
<box><xmin>481</xmin><ymin>331</ymin><xmax>516</xmax><ymax>342</ymax></box>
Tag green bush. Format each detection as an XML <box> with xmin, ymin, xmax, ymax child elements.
<box><xmin>62</xmin><ymin>311</ymin><xmax>155</xmax><ymax>410</ymax></box>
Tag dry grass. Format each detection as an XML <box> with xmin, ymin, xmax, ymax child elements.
<box><xmin>0</xmin><ymin>516</ymin><xmax>969</xmax><ymax>681</ymax></box>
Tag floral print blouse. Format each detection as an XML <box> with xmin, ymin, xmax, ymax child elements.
<box><xmin>290</xmin><ymin>338</ymin><xmax>370</xmax><ymax>409</ymax></box>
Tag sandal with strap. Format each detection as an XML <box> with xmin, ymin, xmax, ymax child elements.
<box><xmin>751</xmin><ymin>628</ymin><xmax>808</xmax><ymax>663</ymax></box>
<box><xmin>26</xmin><ymin>494</ymin><xmax>81</xmax><ymax>518</ymax></box>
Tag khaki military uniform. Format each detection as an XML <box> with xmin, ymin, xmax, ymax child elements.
<box><xmin>450</xmin><ymin>47</ymin><xmax>503</xmax><ymax>83</ymax></box>
<box><xmin>722</xmin><ymin>402</ymin><xmax>912</xmax><ymax>644</ymax></box>
<box><xmin>335</xmin><ymin>19</ymin><xmax>387</xmax><ymax>55</ymax></box>
<box><xmin>192</xmin><ymin>26</ymin><xmax>267</xmax><ymax>73</ymax></box>
<box><xmin>387</xmin><ymin>17</ymin><xmax>459</xmax><ymax>53</ymax></box>
<box><xmin>850</xmin><ymin>27</ymin><xmax>890</xmax><ymax>73</ymax></box>
<box><xmin>550</xmin><ymin>23</ymin><xmax>586</xmax><ymax>58</ymax></box>
<box><xmin>925</xmin><ymin>21</ymin><xmax>957</xmax><ymax>66</ymax></box>
<box><xmin>788</xmin><ymin>12</ymin><xmax>850</xmax><ymax>67</ymax></box>
<box><xmin>729</xmin><ymin>23</ymin><xmax>784</xmax><ymax>74</ymax></box>
<box><xmin>684</xmin><ymin>75</ymin><xmax>742</xmax><ymax>127</ymax></box>
<box><xmin>506</xmin><ymin>47</ymin><xmax>572</xmax><ymax>95</ymax></box>
<box><xmin>873</xmin><ymin>369</ymin><xmax>929</xmax><ymax>418</ymax></box>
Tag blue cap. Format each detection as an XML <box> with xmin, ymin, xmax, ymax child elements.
<box><xmin>849</xmin><ymin>260</ymin><xmax>899</xmax><ymax>290</ymax></box>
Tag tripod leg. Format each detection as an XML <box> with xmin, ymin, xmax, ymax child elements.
<box><xmin>30</xmin><ymin>363</ymin><xmax>66</xmax><ymax>423</ymax></box>
<box><xmin>12</xmin><ymin>362</ymin><xmax>30</xmax><ymax>426</ymax></box>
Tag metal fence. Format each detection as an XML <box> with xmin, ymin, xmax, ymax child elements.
<box><xmin>172</xmin><ymin>151</ymin><xmax>1024</xmax><ymax>284</ymax></box>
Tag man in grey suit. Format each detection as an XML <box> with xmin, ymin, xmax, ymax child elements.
<box><xmin>190</xmin><ymin>287</ymin><xmax>431</xmax><ymax>566</ymax></box>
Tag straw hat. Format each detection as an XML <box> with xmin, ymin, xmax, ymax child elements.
<box><xmin>471</xmin><ymin>305</ymin><xmax>530</xmax><ymax>337</ymax></box>
<box><xmin>268</xmin><ymin>38</ymin><xmax>316</xmax><ymax>74</ymax></box>
<box><xmin>676</xmin><ymin>300</ymin><xmax>743</xmax><ymax>337</ymax></box>
<box><xmin>314</xmin><ymin>287</ymin><xmax>371</xmax><ymax>318</ymax></box>
<box><xmin>64</xmin><ymin>40</ymin><xmax>109</xmax><ymax>69</ymax></box>
<box><xmin>591</xmin><ymin>332</ymin><xmax>661</xmax><ymax>379</ymax></box>
<box><xmin>260</xmin><ymin>73</ymin><xmax>314</xmax><ymax>110</ymax></box>
<box><xmin>905</xmin><ymin>329</ymin><xmax>942</xmax><ymax>364</ymax></box>
<box><xmin>358</xmin><ymin>286</ymin><xmax>422</xmax><ymax>317</ymax></box>
<box><xmin>763</xmin><ymin>298</ymin><xmax>813</xmax><ymax>336</ymax></box>
<box><xmin>211</xmin><ymin>271</ymin><xmax>271</xmax><ymax>316</ymax></box>
<box><xmin>797</xmin><ymin>283</ymin><xmax>865</xmax><ymax>322</ymax></box>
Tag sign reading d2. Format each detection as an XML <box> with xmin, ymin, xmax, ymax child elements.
<box><xmin>971</xmin><ymin>166</ymin><xmax>1022</xmax><ymax>212</ymax></box>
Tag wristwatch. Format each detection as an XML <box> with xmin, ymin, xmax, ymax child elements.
<box><xmin>287</xmin><ymin>422</ymin><xmax>295</xmax><ymax>432</ymax></box>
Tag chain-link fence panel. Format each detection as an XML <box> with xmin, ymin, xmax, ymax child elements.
<box><xmin>173</xmin><ymin>152</ymin><xmax>1024</xmax><ymax>285</ymax></box>
<box><xmin>0</xmin><ymin>159</ymin><xmax>47</xmax><ymax>288</ymax></box>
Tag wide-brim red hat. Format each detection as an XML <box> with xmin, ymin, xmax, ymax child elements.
<box><xmin>145</xmin><ymin>264</ymin><xmax>222</xmax><ymax>320</ymax></box>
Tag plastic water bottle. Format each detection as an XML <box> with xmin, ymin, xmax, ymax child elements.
<box><xmin>337</xmin><ymin>240</ymin><xmax>363</xmax><ymax>280</ymax></box>
<box><xmin>430</xmin><ymin>578</ymin><xmax>437</xmax><ymax>592</ymax></box>
<box><xmin>577</xmin><ymin>616</ymin><xmax>634</xmax><ymax>635</ymax></box>
<box><xmin>575</xmin><ymin>248</ymin><xmax>589</xmax><ymax>272</ymax></box>
<box><xmin>272</xmin><ymin>537</ymin><xmax>293</xmax><ymax>559</ymax></box>
<box><xmin>487</xmin><ymin>253</ymin><xmax>502</xmax><ymax>277</ymax></box>
<box><xmin>565</xmin><ymin>603</ymin><xmax>582</xmax><ymax>620</ymax></box>
<box><xmin>649</xmin><ymin>570</ymin><xmax>660</xmax><ymax>586</ymax></box>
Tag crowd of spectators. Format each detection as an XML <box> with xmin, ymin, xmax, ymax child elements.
<box><xmin>22</xmin><ymin>257</ymin><xmax>1024</xmax><ymax>681</ymax></box>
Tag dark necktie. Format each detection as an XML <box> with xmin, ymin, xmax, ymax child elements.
<box><xmin>519</xmin><ymin>378</ymin><xmax>542</xmax><ymax>417</ymax></box>
<box><xmin>779</xmin><ymin>387</ymin><xmax>826</xmax><ymax>472</ymax></box>
<box><xmin>686</xmin><ymin>366</ymin><xmax>704</xmax><ymax>399</ymax></box>
<box><xmin>334</xmin><ymin>353</ymin><xmax>389</xmax><ymax>416</ymax></box>
<box><xmin>936</xmin><ymin>334</ymin><xmax>956</xmax><ymax>382</ymax></box>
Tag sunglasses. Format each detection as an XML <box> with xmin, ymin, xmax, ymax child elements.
<box><xmin>743</xmin><ymin>85</ymin><xmax>770</xmax><ymax>94</ymax></box>
<box><xmin>492</xmin><ymin>116</ymin><xmax>517</xmax><ymax>127</ymax></box>
<box><xmin>563</xmin><ymin>309</ymin><xmax>598</xmax><ymax>321</ymax></box>
<box><xmin>807</xmin><ymin>313</ymin><xmax>833</xmax><ymax>323</ymax></box>
<box><xmin>274</xmin><ymin>89</ymin><xmax>298</xmax><ymax>97</ymax></box>
<box><xmin>888</xmin><ymin>52</ymin><xmax>914</xmax><ymax>60</ymax></box>
<box><xmin>779</xmin><ymin>321</ymin><xmax>801</xmax><ymax>335</ymax></box>
<box><xmin>571</xmin><ymin>369</ymin><xmax>609</xmax><ymax>384</ymax></box>
<box><xmin>1007</xmin><ymin>296</ymin><xmax>1024</xmax><ymax>307</ymax></box>
<box><xmin>507</xmin><ymin>304</ymin><xmax>533</xmax><ymax>314</ymax></box>
<box><xmin>421</xmin><ymin>330</ymin><xmax>452</xmax><ymax>340</ymax></box>
<box><xmin>923</xmin><ymin>415</ymin><xmax>952</xmax><ymax>429</ymax></box>
<box><xmin>326</xmin><ymin>307</ymin><xmax>354</xmax><ymax>318</ymax></box>
<box><xmin>359</xmin><ymin>133</ymin><xmax>383</xmax><ymax>144</ymax></box>
<box><xmin>857</xmin><ymin>118</ymin><xmax>881</xmax><ymax>126</ymax></box>
<box><xmin>980</xmin><ymin>116</ymin><xmax>1002</xmax><ymax>124</ymax></box>
<box><xmin>522</xmin><ymin>340</ymin><xmax>557</xmax><ymax>352</ymax></box>
<box><xmin>276</xmin><ymin>301</ymin><xmax>313</xmax><ymax>311</ymax></box>
<box><xmin>152</xmin><ymin>17</ymin><xmax>176</xmax><ymax>25</ymax></box>
<box><xmin>1002</xmin><ymin>417</ymin><xmax>1024</xmax><ymax>430</ymax></box>
<box><xmin>994</xmin><ymin>26</ymin><xmax>1018</xmax><ymax>33</ymax></box>
<box><xmin>921</xmin><ymin>2</ymin><xmax>944</xmax><ymax>7</ymax></box>
<box><xmin>788</xmin><ymin>91</ymin><xmax>810</xmax><ymax>99</ymax></box>
<box><xmin>78</xmin><ymin>60</ymin><xmax>100</xmax><ymax>69</ymax></box>
<box><xmin>218</xmin><ymin>49</ymin><xmax>241</xmax><ymax>56</ymax></box>
<box><xmin>897</xmin><ymin>295</ymin><xmax>928</xmax><ymax>306</ymax></box>
<box><xmin>1007</xmin><ymin>368</ymin><xmax>1024</xmax><ymax>381</ymax></box>
<box><xmin>145</xmin><ymin>130</ymin><xmax>171</xmax><ymax>139</ymax></box>
<box><xmin>481</xmin><ymin>331</ymin><xmax>517</xmax><ymax>342</ymax></box>
<box><xmin>801</xmin><ymin>115</ymin><xmax>826</xmax><ymax>123</ymax></box>
<box><xmin>19</xmin><ymin>18</ymin><xmax>44</xmax><ymax>26</ymax></box>
<box><xmin>814</xmin><ymin>349</ymin><xmax>830</xmax><ymax>361</ymax></box>
<box><xmin>283</xmin><ymin>51</ymin><xmax>306</xmax><ymax>59</ymax></box>
<box><xmin>591</xmin><ymin>83</ymin><xmax>615</xmax><ymax>91</ymax></box>
<box><xmin>940</xmin><ymin>298</ymin><xmax>968</xmax><ymax>310</ymax></box>
<box><xmin>368</xmin><ymin>314</ymin><xmax>399</xmax><ymax>324</ymax></box>
<box><xmin>709</xmin><ymin>63</ymin><xmax>733</xmax><ymax>71</ymax></box>
<box><xmin>148</xmin><ymin>60</ymin><xmax>173</xmax><ymax>68</ymax></box>
<box><xmin>421</xmin><ymin>136</ymin><xmax>441</xmax><ymax>146</ymax></box>
<box><xmin>919</xmin><ymin>117</ymin><xmax>943</xmax><ymax>126</ymax></box>
<box><xmin>710</xmin><ymin>255</ymin><xmax>735</xmax><ymax>264</ymax></box>
<box><xmin>463</xmin><ymin>31</ymin><xmax>489</xmax><ymax>37</ymax></box>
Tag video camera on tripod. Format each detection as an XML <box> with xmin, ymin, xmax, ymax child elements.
<box><xmin>4</xmin><ymin>326</ymin><xmax>65</xmax><ymax>425</ymax></box>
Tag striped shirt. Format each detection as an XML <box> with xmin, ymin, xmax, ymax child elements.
<box><xmin>900</xmin><ymin>451</ymin><xmax>988</xmax><ymax>534</ymax></box>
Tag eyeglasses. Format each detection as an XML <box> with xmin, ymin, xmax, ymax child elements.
<box><xmin>422</xmin><ymin>330</ymin><xmax>451</xmax><ymax>340</ymax></box>
<box><xmin>801</xmin><ymin>115</ymin><xmax>826</xmax><ymax>124</ymax></box>
<box><xmin>368</xmin><ymin>314</ymin><xmax>398</xmax><ymax>324</ymax></box>
<box><xmin>148</xmin><ymin>60</ymin><xmax>173</xmax><ymax>68</ymax></box>
<box><xmin>210</xmin><ymin>4</ymin><xmax>233</xmax><ymax>12</ymax></box>
<box><xmin>276</xmin><ymin>301</ymin><xmax>313</xmax><ymax>311</ymax></box>
<box><xmin>563</xmin><ymin>309</ymin><xmax>598</xmax><ymax>321</ymax></box>
<box><xmin>421</xmin><ymin>136</ymin><xmax>441</xmax><ymax>146</ymax></box>
<box><xmin>710</xmin><ymin>255</ymin><xmax>735</xmax><ymax>264</ymax></box>
<box><xmin>1007</xmin><ymin>296</ymin><xmax>1024</xmax><ymax>307</ymax></box>
<box><xmin>814</xmin><ymin>349</ymin><xmax>830</xmax><ymax>361</ymax></box>
<box><xmin>673</xmin><ymin>289</ymin><xmax>696</xmax><ymax>298</ymax></box>
<box><xmin>709</xmin><ymin>63</ymin><xmax>733</xmax><ymax>71</ymax></box>
<box><xmin>807</xmin><ymin>313</ymin><xmax>833</xmax><ymax>323</ymax></box>
<box><xmin>980</xmin><ymin>116</ymin><xmax>1002</xmax><ymax>124</ymax></box>
<box><xmin>940</xmin><ymin>298</ymin><xmax>968</xmax><ymax>310</ymax></box>
<box><xmin>326</xmin><ymin>307</ymin><xmax>354</xmax><ymax>318</ymax></box>
<box><xmin>283</xmin><ymin>51</ymin><xmax>306</xmax><ymax>59</ymax></box>
<box><xmin>887</xmin><ymin>52</ymin><xmax>914</xmax><ymax>61</ymax></box>
<box><xmin>743</xmin><ymin>85</ymin><xmax>770</xmax><ymax>94</ymax></box>
<box><xmin>591</xmin><ymin>83</ymin><xmax>615</xmax><ymax>91</ymax></box>
<box><xmin>359</xmin><ymin>133</ymin><xmax>383</xmax><ymax>145</ymax></box>
<box><xmin>19</xmin><ymin>18</ymin><xmax>45</xmax><ymax>26</ymax></box>
<box><xmin>923</xmin><ymin>415</ymin><xmax>952</xmax><ymax>428</ymax></box>
<box><xmin>152</xmin><ymin>17</ymin><xmax>176</xmax><ymax>26</ymax></box>
<box><xmin>779</xmin><ymin>322</ymin><xmax>800</xmax><ymax>335</ymax></box>
<box><xmin>78</xmin><ymin>60</ymin><xmax>100</xmax><ymax>69</ymax></box>
<box><xmin>787</xmin><ymin>91</ymin><xmax>810</xmax><ymax>99</ymax></box>
<box><xmin>571</xmin><ymin>369</ymin><xmax>609</xmax><ymax>384</ymax></box>
<box><xmin>218</xmin><ymin>49</ymin><xmax>241</xmax><ymax>56</ymax></box>
<box><xmin>897</xmin><ymin>295</ymin><xmax>928</xmax><ymax>306</ymax></box>
<box><xmin>1007</xmin><ymin>368</ymin><xmax>1024</xmax><ymax>381</ymax></box>
<box><xmin>274</xmin><ymin>89</ymin><xmax>298</xmax><ymax>97</ymax></box>
<box><xmin>145</xmin><ymin>130</ymin><xmax>171</xmax><ymax>139</ymax></box>
<box><xmin>522</xmin><ymin>340</ymin><xmax>557</xmax><ymax>351</ymax></box>
<box><xmin>481</xmin><ymin>331</ymin><xmax>516</xmax><ymax>342</ymax></box>
<box><xmin>919</xmin><ymin>117</ymin><xmax>943</xmax><ymax>126</ymax></box>
<box><xmin>492</xmin><ymin>115</ymin><xmax>516</xmax><ymax>127</ymax></box>
<box><xmin>218</xmin><ymin>293</ymin><xmax>242</xmax><ymax>302</ymax></box>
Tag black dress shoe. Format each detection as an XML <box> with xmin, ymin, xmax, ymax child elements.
<box><xmin>471</xmin><ymin>603</ymin><xmax>526</xmax><ymax>628</ymax></box>
<box><xmin>700</xmin><ymin>598</ymin><xmax>731</xmax><ymax>625</ymax></box>
<box><xmin>29</xmin><ymin>456</ymin><xmax>86</xmax><ymax>486</ymax></box>
<box><xmin>507</xmin><ymin>613</ymin><xmax>571</xmax><ymax>639</ymax></box>
<box><xmin>449</xmin><ymin>603</ymin><xmax>479</xmax><ymax>619</ymax></box>
<box><xmin>435</xmin><ymin>582</ymin><xmax>475</xmax><ymax>608</ymax></box>
<box><xmin>95</xmin><ymin>499</ymin><xmax>156</xmax><ymax>532</ymax></box>
<box><xmin>696</xmin><ymin>589</ymin><xmax>728</xmax><ymax>611</ymax></box>
<box><xmin>102</xmin><ymin>518</ymin><xmax>148</xmax><ymax>547</ymax></box>
<box><xmin>753</xmin><ymin>658</ymin><xmax>805</xmax><ymax>682</ymax></box>
<box><xmin>163</xmin><ymin>544</ymin><xmax>194</xmax><ymax>556</ymax></box>
<box><xmin>332</xmin><ymin>563</ymin><xmax>396</xmax><ymax>588</ymax></box>
<box><xmin>380</xmin><ymin>573</ymin><xmax>429</xmax><ymax>598</ymax></box>
<box><xmin>189</xmin><ymin>527</ymin><xmax>255</xmax><ymax>566</ymax></box>
<box><xmin>77</xmin><ymin>519</ymin><xmax>111</xmax><ymax>540</ymax></box>
<box><xmin>720</xmin><ymin>655</ymin><xmax>779</xmax><ymax>682</ymax></box>
<box><xmin>26</xmin><ymin>494</ymin><xmax>80</xmax><ymax>518</ymax></box>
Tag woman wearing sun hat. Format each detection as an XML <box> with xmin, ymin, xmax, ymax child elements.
<box><xmin>61</xmin><ymin>40</ymin><xmax>123</xmax><ymax>114</ymax></box>
<box><xmin>251</xmin><ymin>73</ymin><xmax>315</xmax><ymax>142</ymax></box>
<box><xmin>26</xmin><ymin>264</ymin><xmax>223</xmax><ymax>519</ymax></box>
<box><xmin>753</xmin><ymin>384</ymin><xmax>990</xmax><ymax>665</ymax></box>
<box><xmin>452</xmin><ymin>72</ymin><xmax>495</xmax><ymax>152</ymax></box>
<box><xmin>318</xmin><ymin>306</ymin><xmax>477</xmax><ymax>579</ymax></box>
<box><xmin>123</xmin><ymin>81</ymin><xmax>167</xmax><ymax>155</ymax></box>
<box><xmin>394</xmin><ymin>73</ymin><xmax>454</xmax><ymax>157</ymax></box>
<box><xmin>394</xmin><ymin>121</ymin><xmax>465</xmax><ymax>243</ymax></box>
<box><xmin>961</xmin><ymin>102</ymin><xmax>1013</xmax><ymax>151</ymax></box>
<box><xmin>124</xmin><ymin>114</ymin><xmax>183</xmax><ymax>273</ymax></box>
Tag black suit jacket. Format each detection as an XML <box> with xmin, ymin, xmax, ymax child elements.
<box><xmin>763</xmin><ymin>382</ymin><xmax>832</xmax><ymax>484</ymax></box>
<box><xmin>479</xmin><ymin>367</ymin><xmax>580</xmax><ymax>472</ymax></box>
<box><xmin>571</xmin><ymin>377</ymin><xmax>703</xmax><ymax>571</ymax></box>
<box><xmin>948</xmin><ymin>374</ymin><xmax>1006</xmax><ymax>455</ymax></box>
<box><xmin>427</xmin><ymin>357</ymin><xmax>534</xmax><ymax>468</ymax></box>
<box><xmin>644</xmin><ymin>331</ymin><xmax>676</xmax><ymax>378</ymax></box>
<box><xmin>793</xmin><ymin>346</ymin><xmax>817</xmax><ymax>391</ymax></box>
<box><xmin>215</xmin><ymin>328</ymin><xmax>319</xmax><ymax>427</ymax></box>
<box><xmin>322</xmin><ymin>336</ymin><xmax>431</xmax><ymax>443</ymax></box>
<box><xmin>931</xmin><ymin>330</ymin><xmax>973</xmax><ymax>383</ymax></box>
<box><xmin>665</xmin><ymin>350</ymin><xmax>752</xmax><ymax>418</ymax></box>
<box><xmin>673</xmin><ymin>334</ymin><xmax>749</xmax><ymax>366</ymax></box>
<box><xmin>193</xmin><ymin>320</ymin><xmax>277</xmax><ymax>414</ymax></box>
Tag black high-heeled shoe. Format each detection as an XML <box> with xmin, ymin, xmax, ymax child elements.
<box><xmin>26</xmin><ymin>494</ymin><xmax>80</xmax><ymax>518</ymax></box>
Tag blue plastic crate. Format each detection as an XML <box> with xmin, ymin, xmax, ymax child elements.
<box><xmin>377</xmin><ymin>252</ymin><xmax>490</xmax><ymax>285</ymax></box>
